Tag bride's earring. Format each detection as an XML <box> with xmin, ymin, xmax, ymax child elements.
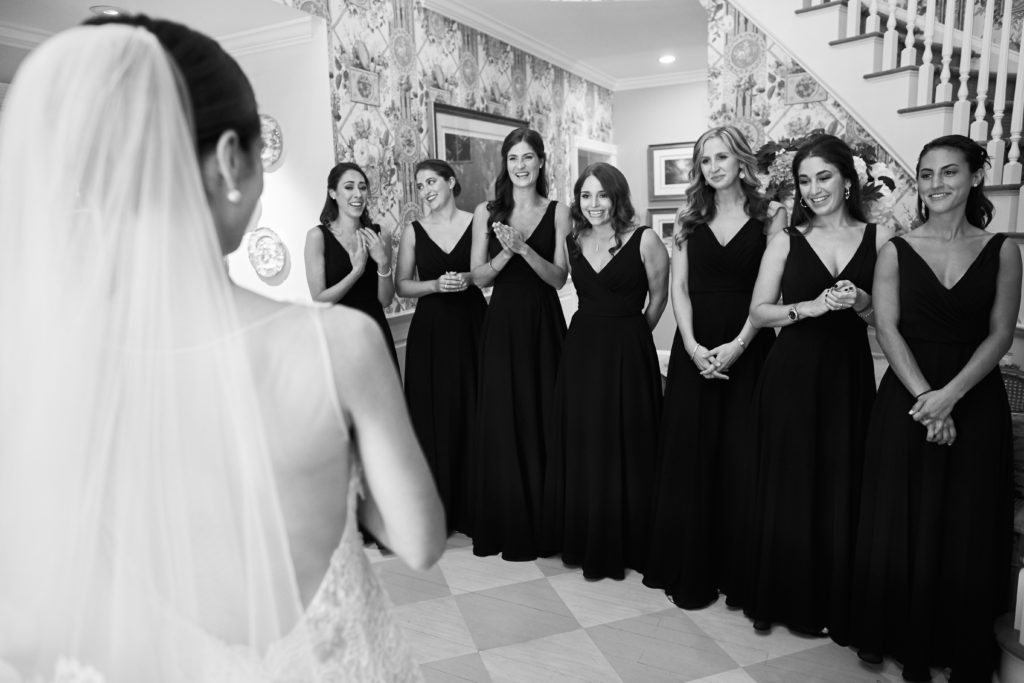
<box><xmin>226</xmin><ymin>188</ymin><xmax>242</xmax><ymax>204</ymax></box>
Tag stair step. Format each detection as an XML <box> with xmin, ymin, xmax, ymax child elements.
<box><xmin>829</xmin><ymin>31</ymin><xmax>884</xmax><ymax>47</ymax></box>
<box><xmin>864</xmin><ymin>65</ymin><xmax>919</xmax><ymax>81</ymax></box>
<box><xmin>794</xmin><ymin>1</ymin><xmax>846</xmax><ymax>16</ymax></box>
<box><xmin>896</xmin><ymin>101</ymin><xmax>954</xmax><ymax>115</ymax></box>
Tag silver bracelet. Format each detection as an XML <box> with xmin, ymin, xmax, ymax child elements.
<box><xmin>735</xmin><ymin>336</ymin><xmax>746</xmax><ymax>348</ymax></box>
<box><xmin>376</xmin><ymin>266</ymin><xmax>392</xmax><ymax>277</ymax></box>
<box><xmin>856</xmin><ymin>305</ymin><xmax>873</xmax><ymax>319</ymax></box>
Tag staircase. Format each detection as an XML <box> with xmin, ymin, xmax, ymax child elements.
<box><xmin>729</xmin><ymin>0</ymin><xmax>1023</xmax><ymax>233</ymax></box>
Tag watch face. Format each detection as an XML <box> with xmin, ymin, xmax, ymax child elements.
<box><xmin>788</xmin><ymin>307</ymin><xmax>798</xmax><ymax>321</ymax></box>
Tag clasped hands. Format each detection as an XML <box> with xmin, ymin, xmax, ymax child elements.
<box><xmin>346</xmin><ymin>227</ymin><xmax>391</xmax><ymax>273</ymax></box>
<box><xmin>436</xmin><ymin>271</ymin><xmax>468</xmax><ymax>293</ymax></box>
<box><xmin>492</xmin><ymin>222</ymin><xmax>529</xmax><ymax>256</ymax></box>
<box><xmin>691</xmin><ymin>338</ymin><xmax>745</xmax><ymax>380</ymax></box>
<box><xmin>819</xmin><ymin>279</ymin><xmax>862</xmax><ymax>313</ymax></box>
<box><xmin>908</xmin><ymin>388</ymin><xmax>957</xmax><ymax>446</ymax></box>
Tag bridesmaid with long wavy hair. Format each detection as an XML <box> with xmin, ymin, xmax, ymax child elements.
<box><xmin>469</xmin><ymin>127</ymin><xmax>570</xmax><ymax>561</ymax></box>
<box><xmin>396</xmin><ymin>159</ymin><xmax>486</xmax><ymax>536</ymax></box>
<box><xmin>643</xmin><ymin>125</ymin><xmax>785</xmax><ymax>607</ymax></box>
<box><xmin>541</xmin><ymin>162</ymin><xmax>668</xmax><ymax>579</ymax></box>
<box><xmin>305</xmin><ymin>162</ymin><xmax>398</xmax><ymax>366</ymax></box>
<box><xmin>744</xmin><ymin>134</ymin><xmax>893</xmax><ymax>640</ymax></box>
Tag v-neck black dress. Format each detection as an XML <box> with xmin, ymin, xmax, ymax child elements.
<box><xmin>472</xmin><ymin>201</ymin><xmax>567</xmax><ymax>560</ymax></box>
<box><xmin>319</xmin><ymin>223</ymin><xmax>398</xmax><ymax>366</ymax></box>
<box><xmin>404</xmin><ymin>220</ymin><xmax>486</xmax><ymax>535</ymax></box>
<box><xmin>744</xmin><ymin>224</ymin><xmax>877</xmax><ymax>640</ymax></box>
<box><xmin>541</xmin><ymin>226</ymin><xmax>661</xmax><ymax>579</ymax></box>
<box><xmin>643</xmin><ymin>218</ymin><xmax>774</xmax><ymax>607</ymax></box>
<box><xmin>850</xmin><ymin>235</ymin><xmax>1012</xmax><ymax>679</ymax></box>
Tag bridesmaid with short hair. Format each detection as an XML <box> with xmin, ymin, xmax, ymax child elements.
<box><xmin>396</xmin><ymin>159</ymin><xmax>486</xmax><ymax>536</ymax></box>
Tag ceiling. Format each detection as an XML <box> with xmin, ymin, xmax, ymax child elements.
<box><xmin>0</xmin><ymin>0</ymin><xmax>708</xmax><ymax>90</ymax></box>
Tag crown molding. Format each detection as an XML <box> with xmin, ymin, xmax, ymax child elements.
<box><xmin>427</xmin><ymin>0</ymin><xmax>617</xmax><ymax>90</ymax></box>
<box><xmin>217</xmin><ymin>17</ymin><xmax>314</xmax><ymax>57</ymax></box>
<box><xmin>0</xmin><ymin>23</ymin><xmax>51</xmax><ymax>50</ymax></box>
<box><xmin>614</xmin><ymin>68</ymin><xmax>707</xmax><ymax>91</ymax></box>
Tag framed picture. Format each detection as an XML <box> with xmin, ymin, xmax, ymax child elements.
<box><xmin>432</xmin><ymin>103</ymin><xmax>527</xmax><ymax>213</ymax></box>
<box><xmin>647</xmin><ymin>208</ymin><xmax>679</xmax><ymax>242</ymax></box>
<box><xmin>570</xmin><ymin>136</ymin><xmax>618</xmax><ymax>184</ymax></box>
<box><xmin>349</xmin><ymin>67</ymin><xmax>380</xmax><ymax>106</ymax></box>
<box><xmin>648</xmin><ymin>141</ymin><xmax>695</xmax><ymax>201</ymax></box>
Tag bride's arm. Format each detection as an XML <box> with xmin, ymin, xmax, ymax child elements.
<box><xmin>322</xmin><ymin>307</ymin><xmax>445</xmax><ymax>570</ymax></box>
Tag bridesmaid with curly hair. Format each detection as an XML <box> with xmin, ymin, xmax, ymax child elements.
<box><xmin>541</xmin><ymin>162</ymin><xmax>668</xmax><ymax>579</ymax></box>
<box><xmin>644</xmin><ymin>125</ymin><xmax>785</xmax><ymax>608</ymax></box>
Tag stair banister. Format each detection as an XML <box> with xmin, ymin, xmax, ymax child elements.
<box><xmin>1006</xmin><ymin>35</ymin><xmax>1024</xmax><ymax>187</ymax></box>
<box><xmin>970</xmin><ymin>0</ymin><xmax>996</xmax><ymax>143</ymax></box>
<box><xmin>935</xmin><ymin>0</ymin><xmax>956</xmax><ymax>102</ymax></box>
<box><xmin>884</xmin><ymin>0</ymin><xmax>900</xmax><ymax>69</ymax></box>
<box><xmin>901</xmin><ymin>0</ymin><xmax>919</xmax><ymax>67</ymax></box>
<box><xmin>986</xmin><ymin>0</ymin><xmax>1014</xmax><ymax>185</ymax></box>
<box><xmin>866</xmin><ymin>0</ymin><xmax>881</xmax><ymax>32</ymax></box>
<box><xmin>953</xmin><ymin>0</ymin><xmax>976</xmax><ymax>134</ymax></box>
<box><xmin>917</xmin><ymin>0</ymin><xmax>938</xmax><ymax>105</ymax></box>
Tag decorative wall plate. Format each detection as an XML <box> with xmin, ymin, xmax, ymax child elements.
<box><xmin>724</xmin><ymin>32</ymin><xmax>766</xmax><ymax>76</ymax></box>
<box><xmin>247</xmin><ymin>227</ymin><xmax>288</xmax><ymax>281</ymax></box>
<box><xmin>260</xmin><ymin>114</ymin><xmax>284</xmax><ymax>172</ymax></box>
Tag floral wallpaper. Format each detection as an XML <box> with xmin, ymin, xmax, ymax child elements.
<box><xmin>707</xmin><ymin>0</ymin><xmax>919</xmax><ymax>235</ymax></box>
<box><xmin>282</xmin><ymin>0</ymin><xmax>613</xmax><ymax>314</ymax></box>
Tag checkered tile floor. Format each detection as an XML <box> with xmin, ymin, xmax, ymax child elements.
<box><xmin>366</xmin><ymin>534</ymin><xmax>946</xmax><ymax>683</ymax></box>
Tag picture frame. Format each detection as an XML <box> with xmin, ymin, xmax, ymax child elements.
<box><xmin>349</xmin><ymin>67</ymin><xmax>380</xmax><ymax>106</ymax></box>
<box><xmin>647</xmin><ymin>208</ymin><xmax>679</xmax><ymax>242</ymax></box>
<box><xmin>648</xmin><ymin>141</ymin><xmax>695</xmax><ymax>201</ymax></box>
<box><xmin>432</xmin><ymin>103</ymin><xmax>528</xmax><ymax>213</ymax></box>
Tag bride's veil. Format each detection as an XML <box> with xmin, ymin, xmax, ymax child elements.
<box><xmin>0</xmin><ymin>24</ymin><xmax>314</xmax><ymax>681</ymax></box>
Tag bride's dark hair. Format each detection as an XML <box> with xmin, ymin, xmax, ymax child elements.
<box><xmin>82</xmin><ymin>14</ymin><xmax>261</xmax><ymax>157</ymax></box>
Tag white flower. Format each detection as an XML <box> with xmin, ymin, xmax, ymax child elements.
<box><xmin>868</xmin><ymin>162</ymin><xmax>894</xmax><ymax>194</ymax></box>
<box><xmin>352</xmin><ymin>138</ymin><xmax>380</xmax><ymax>168</ymax></box>
<box><xmin>853</xmin><ymin>155</ymin><xmax>868</xmax><ymax>187</ymax></box>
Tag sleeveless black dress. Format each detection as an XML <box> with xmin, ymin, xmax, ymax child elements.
<box><xmin>643</xmin><ymin>219</ymin><xmax>774</xmax><ymax>608</ymax></box>
<box><xmin>472</xmin><ymin>201</ymin><xmax>567</xmax><ymax>561</ymax></box>
<box><xmin>319</xmin><ymin>224</ymin><xmax>398</xmax><ymax>367</ymax></box>
<box><xmin>403</xmin><ymin>220</ymin><xmax>486</xmax><ymax>535</ymax></box>
<box><xmin>850</xmin><ymin>235</ymin><xmax>1012</xmax><ymax>679</ymax></box>
<box><xmin>745</xmin><ymin>224</ymin><xmax>877</xmax><ymax>640</ymax></box>
<box><xmin>541</xmin><ymin>226</ymin><xmax>661</xmax><ymax>579</ymax></box>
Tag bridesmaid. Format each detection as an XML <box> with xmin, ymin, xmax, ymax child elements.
<box><xmin>542</xmin><ymin>162</ymin><xmax>668</xmax><ymax>579</ymax></box>
<box><xmin>469</xmin><ymin>127</ymin><xmax>570</xmax><ymax>561</ymax></box>
<box><xmin>744</xmin><ymin>134</ymin><xmax>893</xmax><ymax>639</ymax></box>
<box><xmin>643</xmin><ymin>125</ymin><xmax>785</xmax><ymax>608</ymax></box>
<box><xmin>396</xmin><ymin>159</ymin><xmax>486</xmax><ymax>536</ymax></box>
<box><xmin>305</xmin><ymin>162</ymin><xmax>398</xmax><ymax>366</ymax></box>
<box><xmin>850</xmin><ymin>135</ymin><xmax>1020</xmax><ymax>682</ymax></box>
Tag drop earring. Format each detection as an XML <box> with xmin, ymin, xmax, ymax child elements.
<box><xmin>226</xmin><ymin>188</ymin><xmax>242</xmax><ymax>204</ymax></box>
<box><xmin>739</xmin><ymin>170</ymin><xmax>745</xmax><ymax>179</ymax></box>
<box><xmin>844</xmin><ymin>186</ymin><xmax>850</xmax><ymax>199</ymax></box>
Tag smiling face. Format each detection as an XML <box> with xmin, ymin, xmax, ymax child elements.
<box><xmin>332</xmin><ymin>169</ymin><xmax>368</xmax><ymax>220</ymax></box>
<box><xmin>797</xmin><ymin>155</ymin><xmax>850</xmax><ymax>218</ymax></box>
<box><xmin>506</xmin><ymin>141</ymin><xmax>543</xmax><ymax>189</ymax></box>
<box><xmin>578</xmin><ymin>175</ymin><xmax>613</xmax><ymax>229</ymax></box>
<box><xmin>698</xmin><ymin>136</ymin><xmax>741</xmax><ymax>191</ymax></box>
<box><xmin>415</xmin><ymin>168</ymin><xmax>454</xmax><ymax>212</ymax></box>
<box><xmin>917</xmin><ymin>146</ymin><xmax>981</xmax><ymax>219</ymax></box>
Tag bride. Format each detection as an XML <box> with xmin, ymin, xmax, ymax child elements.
<box><xmin>0</xmin><ymin>17</ymin><xmax>444</xmax><ymax>683</ymax></box>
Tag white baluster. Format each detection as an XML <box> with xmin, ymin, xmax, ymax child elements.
<box><xmin>953</xmin><ymin>0</ymin><xmax>976</xmax><ymax>133</ymax></box>
<box><xmin>901</xmin><ymin>0</ymin><xmax>920</xmax><ymax>67</ymax></box>
<box><xmin>970</xmin><ymin>0</ymin><xmax>996</xmax><ymax>143</ymax></box>
<box><xmin>934</xmin><ymin>0</ymin><xmax>956</xmax><ymax>101</ymax></box>
<box><xmin>1005</xmin><ymin>25</ymin><xmax>1024</xmax><ymax>185</ymax></box>
<box><xmin>847</xmin><ymin>0</ymin><xmax>863</xmax><ymax>38</ymax></box>
<box><xmin>987</xmin><ymin>0</ymin><xmax>1015</xmax><ymax>184</ymax></box>
<box><xmin>917</xmin><ymin>0</ymin><xmax>938</xmax><ymax>104</ymax></box>
<box><xmin>803</xmin><ymin>0</ymin><xmax>813</xmax><ymax>8</ymax></box>
<box><xmin>866</xmin><ymin>0</ymin><xmax>881</xmax><ymax>32</ymax></box>
<box><xmin>883</xmin><ymin>0</ymin><xmax>900</xmax><ymax>68</ymax></box>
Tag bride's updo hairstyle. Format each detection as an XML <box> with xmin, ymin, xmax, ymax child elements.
<box><xmin>83</xmin><ymin>14</ymin><xmax>261</xmax><ymax>157</ymax></box>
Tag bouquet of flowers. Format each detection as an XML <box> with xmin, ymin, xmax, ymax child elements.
<box><xmin>754</xmin><ymin>130</ymin><xmax>897</xmax><ymax>209</ymax></box>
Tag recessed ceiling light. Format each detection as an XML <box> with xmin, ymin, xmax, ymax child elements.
<box><xmin>89</xmin><ymin>5</ymin><xmax>128</xmax><ymax>16</ymax></box>
<box><xmin>659</xmin><ymin>54</ymin><xmax>676</xmax><ymax>65</ymax></box>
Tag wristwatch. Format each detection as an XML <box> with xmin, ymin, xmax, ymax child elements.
<box><xmin>787</xmin><ymin>305</ymin><xmax>800</xmax><ymax>322</ymax></box>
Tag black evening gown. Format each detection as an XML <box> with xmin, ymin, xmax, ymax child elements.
<box><xmin>542</xmin><ymin>226</ymin><xmax>662</xmax><ymax>579</ymax></box>
<box><xmin>744</xmin><ymin>224</ymin><xmax>877</xmax><ymax>641</ymax></box>
<box><xmin>319</xmin><ymin>224</ymin><xmax>398</xmax><ymax>367</ymax></box>
<box><xmin>850</xmin><ymin>235</ymin><xmax>1012</xmax><ymax>679</ymax></box>
<box><xmin>403</xmin><ymin>220</ymin><xmax>486</xmax><ymax>535</ymax></box>
<box><xmin>643</xmin><ymin>219</ymin><xmax>774</xmax><ymax>608</ymax></box>
<box><xmin>472</xmin><ymin>201</ymin><xmax>566</xmax><ymax>561</ymax></box>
